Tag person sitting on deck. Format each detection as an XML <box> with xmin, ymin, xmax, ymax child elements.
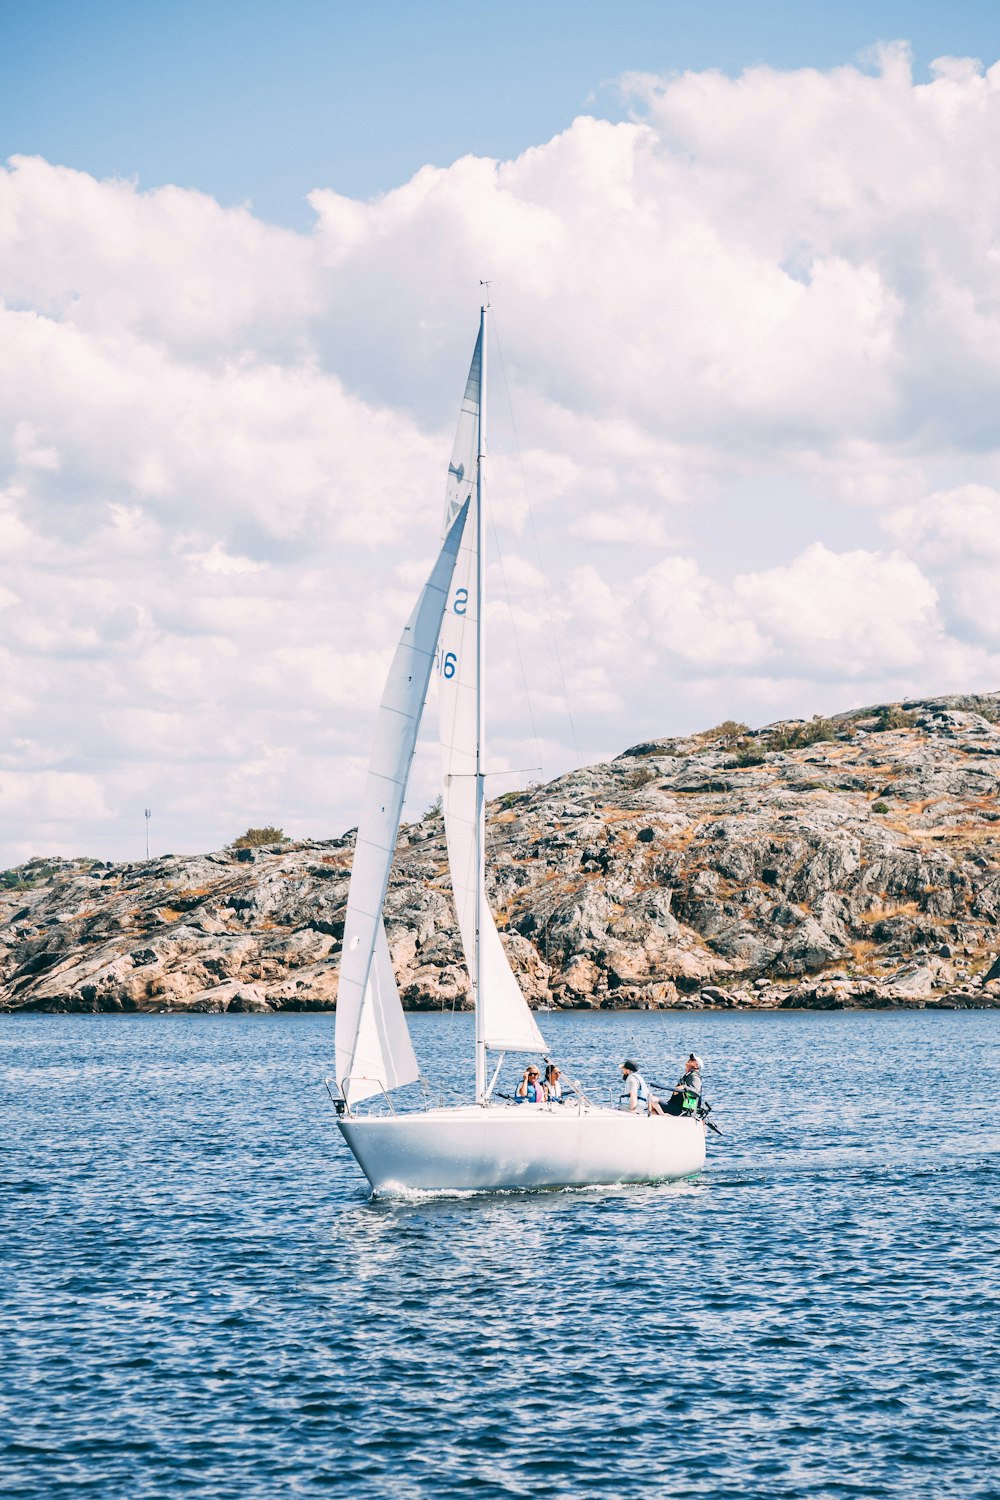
<box><xmin>621</xmin><ymin>1059</ymin><xmax>663</xmax><ymax>1115</ymax></box>
<box><xmin>543</xmin><ymin>1063</ymin><xmax>564</xmax><ymax>1102</ymax></box>
<box><xmin>515</xmin><ymin>1065</ymin><xmax>546</xmax><ymax>1103</ymax></box>
<box><xmin>663</xmin><ymin>1054</ymin><xmax>703</xmax><ymax>1115</ymax></box>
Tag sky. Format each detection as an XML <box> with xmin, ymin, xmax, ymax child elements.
<box><xmin>2</xmin><ymin>0</ymin><xmax>1000</xmax><ymax>864</ymax></box>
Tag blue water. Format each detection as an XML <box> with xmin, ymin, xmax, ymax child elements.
<box><xmin>1</xmin><ymin>1011</ymin><xmax>997</xmax><ymax>1500</ymax></box>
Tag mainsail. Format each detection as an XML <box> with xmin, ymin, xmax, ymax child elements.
<box><xmin>336</xmin><ymin>500</ymin><xmax>470</xmax><ymax>1103</ymax></box>
<box><xmin>438</xmin><ymin>326</ymin><xmax>546</xmax><ymax>1056</ymax></box>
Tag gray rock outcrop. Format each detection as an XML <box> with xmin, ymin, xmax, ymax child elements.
<box><xmin>3</xmin><ymin>692</ymin><xmax>1000</xmax><ymax>1013</ymax></box>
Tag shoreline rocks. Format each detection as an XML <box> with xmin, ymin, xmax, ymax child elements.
<box><xmin>3</xmin><ymin>691</ymin><xmax>1000</xmax><ymax>1016</ymax></box>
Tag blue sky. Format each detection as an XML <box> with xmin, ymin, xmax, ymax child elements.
<box><xmin>4</xmin><ymin>2</ymin><xmax>1000</xmax><ymax>860</ymax></box>
<box><xmin>3</xmin><ymin>0</ymin><xmax>1000</xmax><ymax>226</ymax></box>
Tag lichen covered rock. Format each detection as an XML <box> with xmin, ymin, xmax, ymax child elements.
<box><xmin>3</xmin><ymin>692</ymin><xmax>1000</xmax><ymax>1012</ymax></box>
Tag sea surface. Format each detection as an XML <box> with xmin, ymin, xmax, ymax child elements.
<box><xmin>1</xmin><ymin>1010</ymin><xmax>997</xmax><ymax>1500</ymax></box>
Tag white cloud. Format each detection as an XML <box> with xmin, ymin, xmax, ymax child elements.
<box><xmin>3</xmin><ymin>45</ymin><xmax>1000</xmax><ymax>861</ymax></box>
<box><xmin>638</xmin><ymin>555</ymin><xmax>770</xmax><ymax>668</ymax></box>
<box><xmin>733</xmin><ymin>543</ymin><xmax>940</xmax><ymax>675</ymax></box>
<box><xmin>886</xmin><ymin>484</ymin><xmax>1000</xmax><ymax>647</ymax></box>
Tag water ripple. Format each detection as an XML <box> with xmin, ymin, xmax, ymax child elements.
<box><xmin>1</xmin><ymin>1010</ymin><xmax>998</xmax><ymax>1498</ymax></box>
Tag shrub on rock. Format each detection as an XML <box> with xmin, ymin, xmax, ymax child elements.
<box><xmin>232</xmin><ymin>826</ymin><xmax>286</xmax><ymax>849</ymax></box>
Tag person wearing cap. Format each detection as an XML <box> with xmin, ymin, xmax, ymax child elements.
<box><xmin>665</xmin><ymin>1053</ymin><xmax>703</xmax><ymax>1115</ymax></box>
<box><xmin>621</xmin><ymin>1059</ymin><xmax>662</xmax><ymax>1115</ymax></box>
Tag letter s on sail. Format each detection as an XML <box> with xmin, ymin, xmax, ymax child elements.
<box><xmin>453</xmin><ymin>588</ymin><xmax>468</xmax><ymax>615</ymax></box>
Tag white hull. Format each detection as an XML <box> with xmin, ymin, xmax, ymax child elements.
<box><xmin>336</xmin><ymin>1102</ymin><xmax>706</xmax><ymax>1196</ymax></box>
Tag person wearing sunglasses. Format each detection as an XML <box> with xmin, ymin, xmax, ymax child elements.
<box><xmin>515</xmin><ymin>1065</ymin><xmax>545</xmax><ymax>1104</ymax></box>
<box><xmin>543</xmin><ymin>1062</ymin><xmax>564</xmax><ymax>1102</ymax></box>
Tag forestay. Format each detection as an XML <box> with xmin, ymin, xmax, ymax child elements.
<box><xmin>438</xmin><ymin>330</ymin><xmax>546</xmax><ymax>1055</ymax></box>
<box><xmin>336</xmin><ymin>500</ymin><xmax>470</xmax><ymax>1104</ymax></box>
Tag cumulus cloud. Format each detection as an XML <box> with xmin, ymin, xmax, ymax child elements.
<box><xmin>732</xmin><ymin>544</ymin><xmax>940</xmax><ymax>675</ymax></box>
<box><xmin>886</xmin><ymin>484</ymin><xmax>1000</xmax><ymax>647</ymax></box>
<box><xmin>3</xmin><ymin>44</ymin><xmax>1000</xmax><ymax>861</ymax></box>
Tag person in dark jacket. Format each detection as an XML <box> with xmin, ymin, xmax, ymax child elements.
<box><xmin>664</xmin><ymin>1054</ymin><xmax>703</xmax><ymax>1115</ymax></box>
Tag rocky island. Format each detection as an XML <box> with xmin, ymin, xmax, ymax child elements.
<box><xmin>3</xmin><ymin>692</ymin><xmax>1000</xmax><ymax>1015</ymax></box>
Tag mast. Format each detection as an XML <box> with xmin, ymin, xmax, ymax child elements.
<box><xmin>474</xmin><ymin>297</ymin><xmax>488</xmax><ymax>1102</ymax></box>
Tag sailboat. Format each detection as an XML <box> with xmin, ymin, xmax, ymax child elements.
<box><xmin>331</xmin><ymin>302</ymin><xmax>707</xmax><ymax>1195</ymax></box>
